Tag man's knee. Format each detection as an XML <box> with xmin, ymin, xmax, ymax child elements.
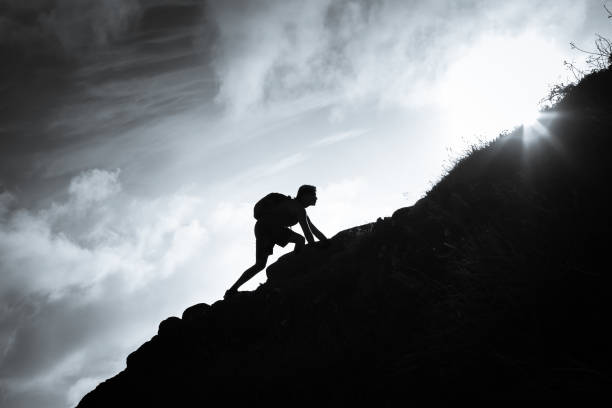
<box><xmin>294</xmin><ymin>234</ymin><xmax>305</xmax><ymax>246</ymax></box>
<box><xmin>255</xmin><ymin>257</ymin><xmax>268</xmax><ymax>270</ymax></box>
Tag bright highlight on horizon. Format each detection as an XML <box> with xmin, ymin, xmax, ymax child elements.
<box><xmin>438</xmin><ymin>32</ymin><xmax>566</xmax><ymax>145</ymax></box>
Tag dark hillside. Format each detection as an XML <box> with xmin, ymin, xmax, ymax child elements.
<box><xmin>78</xmin><ymin>67</ymin><xmax>612</xmax><ymax>406</ymax></box>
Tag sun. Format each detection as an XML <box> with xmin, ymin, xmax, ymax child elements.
<box><xmin>520</xmin><ymin>109</ymin><xmax>541</xmax><ymax>128</ymax></box>
<box><xmin>437</xmin><ymin>32</ymin><xmax>564</xmax><ymax>147</ymax></box>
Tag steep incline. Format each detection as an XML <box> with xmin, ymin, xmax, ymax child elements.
<box><xmin>79</xmin><ymin>68</ymin><xmax>612</xmax><ymax>406</ymax></box>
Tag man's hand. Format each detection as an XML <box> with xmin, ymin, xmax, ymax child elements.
<box><xmin>307</xmin><ymin>216</ymin><xmax>327</xmax><ymax>242</ymax></box>
<box><xmin>316</xmin><ymin>237</ymin><xmax>331</xmax><ymax>249</ymax></box>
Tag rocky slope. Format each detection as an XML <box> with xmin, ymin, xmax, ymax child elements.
<box><xmin>78</xmin><ymin>67</ymin><xmax>612</xmax><ymax>406</ymax></box>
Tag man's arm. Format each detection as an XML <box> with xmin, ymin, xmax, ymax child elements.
<box><xmin>298</xmin><ymin>211</ymin><xmax>315</xmax><ymax>244</ymax></box>
<box><xmin>306</xmin><ymin>216</ymin><xmax>327</xmax><ymax>241</ymax></box>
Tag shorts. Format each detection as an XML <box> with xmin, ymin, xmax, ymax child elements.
<box><xmin>255</xmin><ymin>220</ymin><xmax>293</xmax><ymax>258</ymax></box>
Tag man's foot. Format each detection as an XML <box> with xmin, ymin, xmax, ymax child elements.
<box><xmin>224</xmin><ymin>289</ymin><xmax>237</xmax><ymax>300</ymax></box>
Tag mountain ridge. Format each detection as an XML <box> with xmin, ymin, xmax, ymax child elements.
<box><xmin>78</xmin><ymin>67</ymin><xmax>612</xmax><ymax>406</ymax></box>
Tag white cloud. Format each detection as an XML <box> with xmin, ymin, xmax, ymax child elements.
<box><xmin>0</xmin><ymin>169</ymin><xmax>209</xmax><ymax>298</ymax></box>
<box><xmin>208</xmin><ymin>0</ymin><xmax>588</xmax><ymax>117</ymax></box>
<box><xmin>222</xmin><ymin>152</ymin><xmax>310</xmax><ymax>187</ymax></box>
<box><xmin>208</xmin><ymin>0</ymin><xmax>332</xmax><ymax>114</ymax></box>
<box><xmin>68</xmin><ymin>168</ymin><xmax>121</xmax><ymax>211</ymax></box>
<box><xmin>207</xmin><ymin>0</ymin><xmax>452</xmax><ymax>114</ymax></box>
<box><xmin>311</xmin><ymin>129</ymin><xmax>369</xmax><ymax>148</ymax></box>
<box><xmin>209</xmin><ymin>201</ymin><xmax>252</xmax><ymax>233</ymax></box>
<box><xmin>0</xmin><ymin>168</ymin><xmax>214</xmax><ymax>407</ymax></box>
<box><xmin>67</xmin><ymin>377</ymin><xmax>102</xmax><ymax>407</ymax></box>
<box><xmin>260</xmin><ymin>153</ymin><xmax>308</xmax><ymax>178</ymax></box>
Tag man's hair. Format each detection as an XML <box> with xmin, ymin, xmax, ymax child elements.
<box><xmin>296</xmin><ymin>184</ymin><xmax>316</xmax><ymax>199</ymax></box>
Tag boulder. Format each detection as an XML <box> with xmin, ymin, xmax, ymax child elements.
<box><xmin>181</xmin><ymin>303</ymin><xmax>211</xmax><ymax>323</ymax></box>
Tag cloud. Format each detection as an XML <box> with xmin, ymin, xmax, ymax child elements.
<box><xmin>207</xmin><ymin>0</ymin><xmax>588</xmax><ymax>116</ymax></box>
<box><xmin>311</xmin><ymin>129</ymin><xmax>369</xmax><ymax>148</ymax></box>
<box><xmin>0</xmin><ymin>1</ymin><xmax>217</xmax><ymax>192</ymax></box>
<box><xmin>0</xmin><ymin>3</ymin><xmax>601</xmax><ymax>407</ymax></box>
<box><xmin>206</xmin><ymin>0</ymin><xmax>459</xmax><ymax>113</ymax></box>
<box><xmin>0</xmin><ymin>168</ymin><xmax>210</xmax><ymax>299</ymax></box>
<box><xmin>207</xmin><ymin>0</ymin><xmax>332</xmax><ymax>114</ymax></box>
<box><xmin>0</xmin><ymin>168</ymin><xmax>212</xmax><ymax>407</ymax></box>
<box><xmin>0</xmin><ymin>0</ymin><xmax>141</xmax><ymax>60</ymax></box>
<box><xmin>220</xmin><ymin>152</ymin><xmax>310</xmax><ymax>188</ymax></box>
<box><xmin>68</xmin><ymin>168</ymin><xmax>122</xmax><ymax>211</ymax></box>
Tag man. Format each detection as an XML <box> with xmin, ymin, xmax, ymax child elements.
<box><xmin>224</xmin><ymin>185</ymin><xmax>327</xmax><ymax>298</ymax></box>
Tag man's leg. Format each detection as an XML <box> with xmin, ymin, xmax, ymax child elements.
<box><xmin>225</xmin><ymin>254</ymin><xmax>269</xmax><ymax>297</ymax></box>
<box><xmin>286</xmin><ymin>230</ymin><xmax>306</xmax><ymax>252</ymax></box>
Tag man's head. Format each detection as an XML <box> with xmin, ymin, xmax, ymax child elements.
<box><xmin>296</xmin><ymin>184</ymin><xmax>317</xmax><ymax>207</ymax></box>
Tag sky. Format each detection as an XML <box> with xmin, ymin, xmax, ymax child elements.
<box><xmin>0</xmin><ymin>1</ymin><xmax>610</xmax><ymax>407</ymax></box>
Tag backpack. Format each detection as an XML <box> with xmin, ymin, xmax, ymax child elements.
<box><xmin>253</xmin><ymin>193</ymin><xmax>292</xmax><ymax>220</ymax></box>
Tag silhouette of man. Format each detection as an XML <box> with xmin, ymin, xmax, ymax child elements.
<box><xmin>225</xmin><ymin>185</ymin><xmax>327</xmax><ymax>298</ymax></box>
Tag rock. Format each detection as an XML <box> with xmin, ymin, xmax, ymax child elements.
<box><xmin>182</xmin><ymin>303</ymin><xmax>211</xmax><ymax>322</ymax></box>
<box><xmin>126</xmin><ymin>336</ymin><xmax>159</xmax><ymax>370</ymax></box>
<box><xmin>391</xmin><ymin>206</ymin><xmax>412</xmax><ymax>221</ymax></box>
<box><xmin>158</xmin><ymin>316</ymin><xmax>182</xmax><ymax>337</ymax></box>
<box><xmin>332</xmin><ymin>222</ymin><xmax>374</xmax><ymax>243</ymax></box>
